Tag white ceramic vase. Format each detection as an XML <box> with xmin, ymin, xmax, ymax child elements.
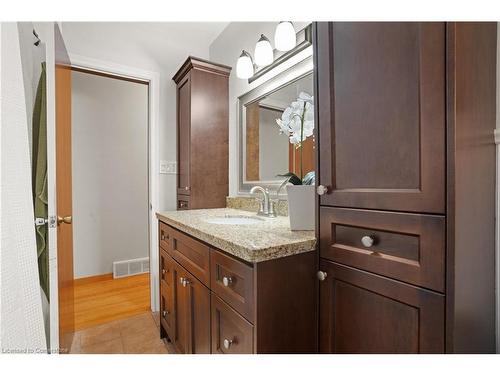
<box><xmin>286</xmin><ymin>185</ymin><xmax>315</xmax><ymax>230</ymax></box>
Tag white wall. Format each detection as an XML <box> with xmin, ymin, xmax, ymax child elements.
<box><xmin>209</xmin><ymin>22</ymin><xmax>310</xmax><ymax>196</ymax></box>
<box><xmin>61</xmin><ymin>22</ymin><xmax>227</xmax><ymax>212</ymax></box>
<box><xmin>72</xmin><ymin>71</ymin><xmax>149</xmax><ymax>278</ymax></box>
<box><xmin>259</xmin><ymin>107</ymin><xmax>288</xmax><ymax>181</ymax></box>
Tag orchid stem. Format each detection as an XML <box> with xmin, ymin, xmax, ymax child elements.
<box><xmin>300</xmin><ymin>102</ymin><xmax>306</xmax><ymax>182</ymax></box>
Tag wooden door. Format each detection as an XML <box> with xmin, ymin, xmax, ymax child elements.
<box><xmin>319</xmin><ymin>260</ymin><xmax>444</xmax><ymax>353</ymax></box>
<box><xmin>289</xmin><ymin>136</ymin><xmax>315</xmax><ymax>178</ymax></box>
<box><xmin>173</xmin><ymin>262</ymin><xmax>210</xmax><ymax>354</ymax></box>
<box><xmin>211</xmin><ymin>294</ymin><xmax>254</xmax><ymax>354</ymax></box>
<box><xmin>315</xmin><ymin>22</ymin><xmax>445</xmax><ymax>213</ymax></box>
<box><xmin>177</xmin><ymin>74</ymin><xmax>191</xmax><ymax>197</ymax></box>
<box><xmin>54</xmin><ymin>25</ymin><xmax>74</xmax><ymax>353</ymax></box>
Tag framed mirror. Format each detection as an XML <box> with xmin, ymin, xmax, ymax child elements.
<box><xmin>237</xmin><ymin>55</ymin><xmax>314</xmax><ymax>195</ymax></box>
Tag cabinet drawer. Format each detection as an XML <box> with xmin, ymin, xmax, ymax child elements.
<box><xmin>160</xmin><ymin>249</ymin><xmax>174</xmax><ymax>287</ymax></box>
<box><xmin>211</xmin><ymin>294</ymin><xmax>254</xmax><ymax>354</ymax></box>
<box><xmin>211</xmin><ymin>249</ymin><xmax>254</xmax><ymax>323</ymax></box>
<box><xmin>160</xmin><ymin>281</ymin><xmax>174</xmax><ymax>339</ymax></box>
<box><xmin>170</xmin><ymin>226</ymin><xmax>210</xmax><ymax>286</ymax></box>
<box><xmin>177</xmin><ymin>195</ymin><xmax>190</xmax><ymax>210</ymax></box>
<box><xmin>319</xmin><ymin>260</ymin><xmax>444</xmax><ymax>353</ymax></box>
<box><xmin>320</xmin><ymin>207</ymin><xmax>445</xmax><ymax>292</ymax></box>
<box><xmin>159</xmin><ymin>222</ymin><xmax>172</xmax><ymax>253</ymax></box>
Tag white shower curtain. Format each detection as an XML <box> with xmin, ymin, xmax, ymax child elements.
<box><xmin>0</xmin><ymin>22</ymin><xmax>47</xmax><ymax>353</ymax></box>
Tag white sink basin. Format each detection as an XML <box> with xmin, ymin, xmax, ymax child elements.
<box><xmin>204</xmin><ymin>215</ymin><xmax>264</xmax><ymax>225</ymax></box>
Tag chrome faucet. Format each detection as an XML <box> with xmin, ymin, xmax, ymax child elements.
<box><xmin>250</xmin><ymin>186</ymin><xmax>276</xmax><ymax>217</ymax></box>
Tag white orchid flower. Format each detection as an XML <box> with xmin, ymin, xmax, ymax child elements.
<box><xmin>275</xmin><ymin>91</ymin><xmax>315</xmax><ymax>173</ymax></box>
<box><xmin>298</xmin><ymin>91</ymin><xmax>314</xmax><ymax>104</ymax></box>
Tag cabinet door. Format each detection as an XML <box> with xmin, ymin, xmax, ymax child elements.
<box><xmin>173</xmin><ymin>262</ymin><xmax>210</xmax><ymax>354</ymax></box>
<box><xmin>160</xmin><ymin>280</ymin><xmax>174</xmax><ymax>339</ymax></box>
<box><xmin>315</xmin><ymin>22</ymin><xmax>445</xmax><ymax>213</ymax></box>
<box><xmin>319</xmin><ymin>260</ymin><xmax>444</xmax><ymax>353</ymax></box>
<box><xmin>177</xmin><ymin>73</ymin><xmax>191</xmax><ymax>197</ymax></box>
<box><xmin>211</xmin><ymin>294</ymin><xmax>254</xmax><ymax>354</ymax></box>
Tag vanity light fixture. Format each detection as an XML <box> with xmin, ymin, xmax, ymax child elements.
<box><xmin>254</xmin><ymin>34</ymin><xmax>274</xmax><ymax>67</ymax></box>
<box><xmin>236</xmin><ymin>50</ymin><xmax>254</xmax><ymax>79</ymax></box>
<box><xmin>274</xmin><ymin>21</ymin><xmax>296</xmax><ymax>52</ymax></box>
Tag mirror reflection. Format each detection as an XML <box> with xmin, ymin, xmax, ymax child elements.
<box><xmin>244</xmin><ymin>73</ymin><xmax>314</xmax><ymax>184</ymax></box>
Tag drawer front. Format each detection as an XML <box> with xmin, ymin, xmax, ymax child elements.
<box><xmin>211</xmin><ymin>294</ymin><xmax>254</xmax><ymax>354</ymax></box>
<box><xmin>177</xmin><ymin>195</ymin><xmax>190</xmax><ymax>210</ymax></box>
<box><xmin>170</xmin><ymin>226</ymin><xmax>210</xmax><ymax>286</ymax></box>
<box><xmin>160</xmin><ymin>249</ymin><xmax>174</xmax><ymax>287</ymax></box>
<box><xmin>159</xmin><ymin>222</ymin><xmax>172</xmax><ymax>253</ymax></box>
<box><xmin>320</xmin><ymin>207</ymin><xmax>445</xmax><ymax>292</ymax></box>
<box><xmin>319</xmin><ymin>260</ymin><xmax>445</xmax><ymax>353</ymax></box>
<box><xmin>160</xmin><ymin>281</ymin><xmax>174</xmax><ymax>339</ymax></box>
<box><xmin>211</xmin><ymin>249</ymin><xmax>255</xmax><ymax>323</ymax></box>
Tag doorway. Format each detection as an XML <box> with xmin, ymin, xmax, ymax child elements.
<box><xmin>67</xmin><ymin>68</ymin><xmax>163</xmax><ymax>353</ymax></box>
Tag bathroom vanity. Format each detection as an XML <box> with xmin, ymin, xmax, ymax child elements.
<box><xmin>156</xmin><ymin>208</ymin><xmax>317</xmax><ymax>354</ymax></box>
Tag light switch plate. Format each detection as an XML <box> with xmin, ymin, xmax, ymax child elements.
<box><xmin>160</xmin><ymin>160</ymin><xmax>177</xmax><ymax>174</ymax></box>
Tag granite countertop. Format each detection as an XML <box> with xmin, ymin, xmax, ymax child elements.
<box><xmin>156</xmin><ymin>208</ymin><xmax>316</xmax><ymax>263</ymax></box>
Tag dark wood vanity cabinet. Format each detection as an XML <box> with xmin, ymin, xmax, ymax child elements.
<box><xmin>315</xmin><ymin>22</ymin><xmax>497</xmax><ymax>353</ymax></box>
<box><xmin>173</xmin><ymin>57</ymin><xmax>231</xmax><ymax>210</ymax></box>
<box><xmin>158</xmin><ymin>221</ymin><xmax>317</xmax><ymax>354</ymax></box>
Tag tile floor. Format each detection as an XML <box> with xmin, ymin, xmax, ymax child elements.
<box><xmin>70</xmin><ymin>312</ymin><xmax>174</xmax><ymax>354</ymax></box>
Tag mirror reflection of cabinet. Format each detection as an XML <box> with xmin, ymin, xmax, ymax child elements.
<box><xmin>173</xmin><ymin>57</ymin><xmax>231</xmax><ymax>209</ymax></box>
<box><xmin>238</xmin><ymin>64</ymin><xmax>315</xmax><ymax>194</ymax></box>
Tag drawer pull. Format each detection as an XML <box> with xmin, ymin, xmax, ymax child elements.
<box><xmin>223</xmin><ymin>338</ymin><xmax>234</xmax><ymax>350</ymax></box>
<box><xmin>162</xmin><ymin>310</ymin><xmax>169</xmax><ymax>317</ymax></box>
<box><xmin>180</xmin><ymin>277</ymin><xmax>190</xmax><ymax>287</ymax></box>
<box><xmin>179</xmin><ymin>201</ymin><xmax>188</xmax><ymax>208</ymax></box>
<box><xmin>317</xmin><ymin>270</ymin><xmax>327</xmax><ymax>281</ymax></box>
<box><xmin>222</xmin><ymin>276</ymin><xmax>233</xmax><ymax>287</ymax></box>
<box><xmin>361</xmin><ymin>235</ymin><xmax>375</xmax><ymax>248</ymax></box>
<box><xmin>317</xmin><ymin>185</ymin><xmax>329</xmax><ymax>195</ymax></box>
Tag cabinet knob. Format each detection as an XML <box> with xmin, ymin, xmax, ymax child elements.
<box><xmin>361</xmin><ymin>235</ymin><xmax>375</xmax><ymax>248</ymax></box>
<box><xmin>162</xmin><ymin>269</ymin><xmax>166</xmax><ymax>275</ymax></box>
<box><xmin>180</xmin><ymin>277</ymin><xmax>190</xmax><ymax>287</ymax></box>
<box><xmin>161</xmin><ymin>234</ymin><xmax>165</xmax><ymax>241</ymax></box>
<box><xmin>222</xmin><ymin>276</ymin><xmax>233</xmax><ymax>287</ymax></box>
<box><xmin>184</xmin><ymin>186</ymin><xmax>190</xmax><ymax>191</ymax></box>
<box><xmin>317</xmin><ymin>270</ymin><xmax>327</xmax><ymax>281</ymax></box>
<box><xmin>223</xmin><ymin>338</ymin><xmax>233</xmax><ymax>350</ymax></box>
<box><xmin>317</xmin><ymin>185</ymin><xmax>329</xmax><ymax>195</ymax></box>
<box><xmin>162</xmin><ymin>310</ymin><xmax>169</xmax><ymax>317</ymax></box>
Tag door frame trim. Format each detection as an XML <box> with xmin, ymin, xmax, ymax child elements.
<box><xmin>67</xmin><ymin>53</ymin><xmax>161</xmax><ymax>314</ymax></box>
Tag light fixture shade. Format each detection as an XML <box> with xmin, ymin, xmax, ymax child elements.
<box><xmin>274</xmin><ymin>21</ymin><xmax>296</xmax><ymax>52</ymax></box>
<box><xmin>236</xmin><ymin>50</ymin><xmax>254</xmax><ymax>79</ymax></box>
<box><xmin>254</xmin><ymin>34</ymin><xmax>274</xmax><ymax>67</ymax></box>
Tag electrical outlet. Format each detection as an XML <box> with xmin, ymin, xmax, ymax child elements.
<box><xmin>159</xmin><ymin>160</ymin><xmax>168</xmax><ymax>174</ymax></box>
<box><xmin>160</xmin><ymin>160</ymin><xmax>177</xmax><ymax>174</ymax></box>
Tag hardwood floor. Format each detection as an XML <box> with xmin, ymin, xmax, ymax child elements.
<box><xmin>74</xmin><ymin>272</ymin><xmax>151</xmax><ymax>331</ymax></box>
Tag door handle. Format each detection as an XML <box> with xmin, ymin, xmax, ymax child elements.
<box><xmin>57</xmin><ymin>215</ymin><xmax>72</xmax><ymax>225</ymax></box>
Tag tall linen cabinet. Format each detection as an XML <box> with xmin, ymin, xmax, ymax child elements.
<box><xmin>314</xmin><ymin>22</ymin><xmax>497</xmax><ymax>353</ymax></box>
<box><xmin>173</xmin><ymin>57</ymin><xmax>231</xmax><ymax>210</ymax></box>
